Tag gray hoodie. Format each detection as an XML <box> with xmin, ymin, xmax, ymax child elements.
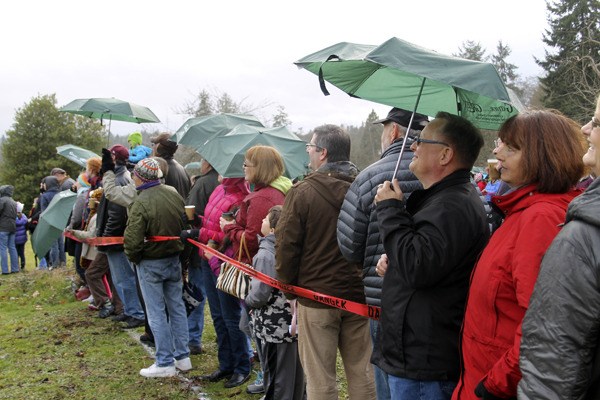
<box><xmin>0</xmin><ymin>185</ymin><xmax>17</xmax><ymax>232</ymax></box>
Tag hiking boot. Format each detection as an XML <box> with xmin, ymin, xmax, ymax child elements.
<box><xmin>224</xmin><ymin>372</ymin><xmax>250</xmax><ymax>388</ymax></box>
<box><xmin>98</xmin><ymin>301</ymin><xmax>115</xmax><ymax>318</ymax></box>
<box><xmin>139</xmin><ymin>363</ymin><xmax>176</xmax><ymax>378</ymax></box>
<box><xmin>246</xmin><ymin>370</ymin><xmax>265</xmax><ymax>394</ymax></box>
<box><xmin>111</xmin><ymin>313</ymin><xmax>128</xmax><ymax>322</ymax></box>
<box><xmin>189</xmin><ymin>344</ymin><xmax>203</xmax><ymax>355</ymax></box>
<box><xmin>122</xmin><ymin>316</ymin><xmax>145</xmax><ymax>329</ymax></box>
<box><xmin>174</xmin><ymin>357</ymin><xmax>192</xmax><ymax>372</ymax></box>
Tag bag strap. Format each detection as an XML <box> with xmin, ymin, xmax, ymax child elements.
<box><xmin>237</xmin><ymin>233</ymin><xmax>252</xmax><ymax>261</ymax></box>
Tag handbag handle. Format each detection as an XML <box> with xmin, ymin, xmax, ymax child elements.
<box><xmin>237</xmin><ymin>233</ymin><xmax>252</xmax><ymax>261</ymax></box>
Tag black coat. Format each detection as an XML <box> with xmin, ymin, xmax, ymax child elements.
<box><xmin>96</xmin><ymin>164</ymin><xmax>130</xmax><ymax>252</ymax></box>
<box><xmin>373</xmin><ymin>169</ymin><xmax>488</xmax><ymax>381</ymax></box>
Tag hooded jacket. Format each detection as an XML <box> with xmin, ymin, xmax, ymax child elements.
<box><xmin>40</xmin><ymin>176</ymin><xmax>60</xmax><ymax>212</ymax></box>
<box><xmin>453</xmin><ymin>184</ymin><xmax>580</xmax><ymax>400</ymax></box>
<box><xmin>186</xmin><ymin>168</ymin><xmax>219</xmax><ymax>218</ymax></box>
<box><xmin>518</xmin><ymin>178</ymin><xmax>600</xmax><ymax>400</ymax></box>
<box><xmin>96</xmin><ymin>164</ymin><xmax>131</xmax><ymax>252</ymax></box>
<box><xmin>275</xmin><ymin>161</ymin><xmax>366</xmax><ymax>308</ymax></box>
<box><xmin>337</xmin><ymin>138</ymin><xmax>422</xmax><ymax>307</ymax></box>
<box><xmin>0</xmin><ymin>185</ymin><xmax>17</xmax><ymax>233</ymax></box>
<box><xmin>373</xmin><ymin>169</ymin><xmax>488</xmax><ymax>381</ymax></box>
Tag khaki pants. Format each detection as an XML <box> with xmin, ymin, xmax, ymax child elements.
<box><xmin>298</xmin><ymin>304</ymin><xmax>376</xmax><ymax>400</ymax></box>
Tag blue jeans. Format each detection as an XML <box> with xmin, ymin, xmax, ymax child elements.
<box><xmin>137</xmin><ymin>255</ymin><xmax>189</xmax><ymax>367</ymax></box>
<box><xmin>371</xmin><ymin>319</ymin><xmax>391</xmax><ymax>400</ymax></box>
<box><xmin>58</xmin><ymin>235</ymin><xmax>66</xmax><ymax>264</ymax></box>
<box><xmin>388</xmin><ymin>375</ymin><xmax>456</xmax><ymax>400</ymax></box>
<box><xmin>0</xmin><ymin>231</ymin><xmax>18</xmax><ymax>273</ymax></box>
<box><xmin>49</xmin><ymin>238</ymin><xmax>60</xmax><ymax>268</ymax></box>
<box><xmin>187</xmin><ymin>256</ymin><xmax>207</xmax><ymax>348</ymax></box>
<box><xmin>106</xmin><ymin>251</ymin><xmax>145</xmax><ymax>320</ymax></box>
<box><xmin>202</xmin><ymin>263</ymin><xmax>250</xmax><ymax>375</ymax></box>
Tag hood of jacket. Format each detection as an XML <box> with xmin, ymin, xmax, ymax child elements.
<box><xmin>0</xmin><ymin>185</ymin><xmax>14</xmax><ymax>197</ymax></box>
<box><xmin>491</xmin><ymin>183</ymin><xmax>579</xmax><ymax>218</ymax></box>
<box><xmin>269</xmin><ymin>175</ymin><xmax>293</xmax><ymax>195</ymax></box>
<box><xmin>307</xmin><ymin>161</ymin><xmax>358</xmax><ymax>209</ymax></box>
<box><xmin>222</xmin><ymin>177</ymin><xmax>250</xmax><ymax>196</ymax></box>
<box><xmin>43</xmin><ymin>176</ymin><xmax>60</xmax><ymax>192</ymax></box>
<box><xmin>566</xmin><ymin>177</ymin><xmax>600</xmax><ymax>227</ymax></box>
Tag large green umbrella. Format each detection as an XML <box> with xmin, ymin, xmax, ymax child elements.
<box><xmin>56</xmin><ymin>144</ymin><xmax>99</xmax><ymax>168</ymax></box>
<box><xmin>60</xmin><ymin>97</ymin><xmax>160</xmax><ymax>124</ymax></box>
<box><xmin>295</xmin><ymin>37</ymin><xmax>520</xmax><ymax>131</ymax></box>
<box><xmin>199</xmin><ymin>125</ymin><xmax>309</xmax><ymax>179</ymax></box>
<box><xmin>172</xmin><ymin>113</ymin><xmax>264</xmax><ymax>151</ymax></box>
<box><xmin>31</xmin><ymin>190</ymin><xmax>77</xmax><ymax>259</ymax></box>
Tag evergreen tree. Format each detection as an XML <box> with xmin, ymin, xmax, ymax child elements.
<box><xmin>271</xmin><ymin>105</ymin><xmax>292</xmax><ymax>127</ymax></box>
<box><xmin>491</xmin><ymin>40</ymin><xmax>519</xmax><ymax>87</ymax></box>
<box><xmin>455</xmin><ymin>40</ymin><xmax>488</xmax><ymax>61</ymax></box>
<box><xmin>538</xmin><ymin>0</ymin><xmax>600</xmax><ymax>123</ymax></box>
<box><xmin>350</xmin><ymin>109</ymin><xmax>381</xmax><ymax>169</ymax></box>
<box><xmin>1</xmin><ymin>94</ymin><xmax>105</xmax><ymax>207</ymax></box>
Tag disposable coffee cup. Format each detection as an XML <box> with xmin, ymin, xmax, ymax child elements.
<box><xmin>185</xmin><ymin>205</ymin><xmax>195</xmax><ymax>220</ymax></box>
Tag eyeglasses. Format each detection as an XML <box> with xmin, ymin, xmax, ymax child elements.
<box><xmin>305</xmin><ymin>143</ymin><xmax>324</xmax><ymax>151</ymax></box>
<box><xmin>494</xmin><ymin>138</ymin><xmax>503</xmax><ymax>148</ymax></box>
<box><xmin>415</xmin><ymin>135</ymin><xmax>449</xmax><ymax>147</ymax></box>
<box><xmin>242</xmin><ymin>162</ymin><xmax>254</xmax><ymax>168</ymax></box>
<box><xmin>591</xmin><ymin>117</ymin><xmax>600</xmax><ymax>129</ymax></box>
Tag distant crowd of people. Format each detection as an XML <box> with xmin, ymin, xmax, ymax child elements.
<box><xmin>2</xmin><ymin>95</ymin><xmax>600</xmax><ymax>400</ymax></box>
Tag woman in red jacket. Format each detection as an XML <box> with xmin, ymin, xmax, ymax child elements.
<box><xmin>452</xmin><ymin>110</ymin><xmax>585</xmax><ymax>400</ymax></box>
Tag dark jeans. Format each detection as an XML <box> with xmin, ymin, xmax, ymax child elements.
<box><xmin>16</xmin><ymin>243</ymin><xmax>25</xmax><ymax>269</ymax></box>
<box><xmin>202</xmin><ymin>262</ymin><xmax>250</xmax><ymax>375</ymax></box>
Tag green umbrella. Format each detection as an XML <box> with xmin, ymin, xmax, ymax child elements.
<box><xmin>184</xmin><ymin>161</ymin><xmax>202</xmax><ymax>170</ymax></box>
<box><xmin>56</xmin><ymin>144</ymin><xmax>99</xmax><ymax>168</ymax></box>
<box><xmin>295</xmin><ymin>37</ymin><xmax>520</xmax><ymax>131</ymax></box>
<box><xmin>199</xmin><ymin>125</ymin><xmax>309</xmax><ymax>179</ymax></box>
<box><xmin>60</xmin><ymin>97</ymin><xmax>160</xmax><ymax>124</ymax></box>
<box><xmin>172</xmin><ymin>113</ymin><xmax>264</xmax><ymax>151</ymax></box>
<box><xmin>31</xmin><ymin>190</ymin><xmax>77</xmax><ymax>259</ymax></box>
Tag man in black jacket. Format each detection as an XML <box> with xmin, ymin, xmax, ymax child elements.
<box><xmin>337</xmin><ymin>107</ymin><xmax>427</xmax><ymax>400</ymax></box>
<box><xmin>374</xmin><ymin>112</ymin><xmax>488</xmax><ymax>399</ymax></box>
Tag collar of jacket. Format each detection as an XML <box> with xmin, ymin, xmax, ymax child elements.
<box><xmin>316</xmin><ymin>161</ymin><xmax>359</xmax><ymax>181</ymax></box>
<box><xmin>382</xmin><ymin>137</ymin><xmax>416</xmax><ymax>159</ymax></box>
<box><xmin>406</xmin><ymin>169</ymin><xmax>471</xmax><ymax>212</ymax></box>
<box><xmin>490</xmin><ymin>183</ymin><xmax>579</xmax><ymax>218</ymax></box>
<box><xmin>566</xmin><ymin>177</ymin><xmax>600</xmax><ymax>225</ymax></box>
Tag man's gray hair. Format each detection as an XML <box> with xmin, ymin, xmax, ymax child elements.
<box><xmin>312</xmin><ymin>124</ymin><xmax>351</xmax><ymax>163</ymax></box>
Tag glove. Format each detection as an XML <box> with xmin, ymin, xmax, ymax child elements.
<box><xmin>474</xmin><ymin>381</ymin><xmax>515</xmax><ymax>400</ymax></box>
<box><xmin>100</xmin><ymin>148</ymin><xmax>115</xmax><ymax>175</ymax></box>
<box><xmin>180</xmin><ymin>229</ymin><xmax>200</xmax><ymax>244</ymax></box>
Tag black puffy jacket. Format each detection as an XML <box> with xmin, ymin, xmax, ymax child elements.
<box><xmin>96</xmin><ymin>164</ymin><xmax>131</xmax><ymax>252</ymax></box>
<box><xmin>337</xmin><ymin>138</ymin><xmax>421</xmax><ymax>306</ymax></box>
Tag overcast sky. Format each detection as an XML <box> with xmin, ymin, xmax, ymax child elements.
<box><xmin>2</xmin><ymin>0</ymin><xmax>549</xmax><ymax>138</ymax></box>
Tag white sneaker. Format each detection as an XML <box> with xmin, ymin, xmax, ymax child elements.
<box><xmin>140</xmin><ymin>363</ymin><xmax>177</xmax><ymax>378</ymax></box>
<box><xmin>82</xmin><ymin>295</ymin><xmax>94</xmax><ymax>303</ymax></box>
<box><xmin>174</xmin><ymin>357</ymin><xmax>192</xmax><ymax>372</ymax></box>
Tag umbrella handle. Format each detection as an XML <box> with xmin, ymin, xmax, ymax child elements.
<box><xmin>319</xmin><ymin>55</ymin><xmax>341</xmax><ymax>96</ymax></box>
<box><xmin>392</xmin><ymin>78</ymin><xmax>427</xmax><ymax>180</ymax></box>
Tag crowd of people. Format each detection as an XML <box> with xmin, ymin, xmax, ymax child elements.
<box><xmin>1</xmin><ymin>96</ymin><xmax>600</xmax><ymax>399</ymax></box>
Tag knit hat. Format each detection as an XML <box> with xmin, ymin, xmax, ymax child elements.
<box><xmin>77</xmin><ymin>173</ymin><xmax>91</xmax><ymax>188</ymax></box>
<box><xmin>109</xmin><ymin>144</ymin><xmax>129</xmax><ymax>162</ymax></box>
<box><xmin>86</xmin><ymin>156</ymin><xmax>102</xmax><ymax>175</ymax></box>
<box><xmin>16</xmin><ymin>202</ymin><xmax>23</xmax><ymax>213</ymax></box>
<box><xmin>128</xmin><ymin>132</ymin><xmax>143</xmax><ymax>148</ymax></box>
<box><xmin>134</xmin><ymin>158</ymin><xmax>160</xmax><ymax>182</ymax></box>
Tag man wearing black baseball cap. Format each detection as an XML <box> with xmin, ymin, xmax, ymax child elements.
<box><xmin>337</xmin><ymin>107</ymin><xmax>428</xmax><ymax>400</ymax></box>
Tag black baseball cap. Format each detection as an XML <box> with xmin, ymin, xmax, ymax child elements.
<box><xmin>373</xmin><ymin>107</ymin><xmax>429</xmax><ymax>130</ymax></box>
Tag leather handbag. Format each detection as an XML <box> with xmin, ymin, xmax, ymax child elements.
<box><xmin>216</xmin><ymin>233</ymin><xmax>251</xmax><ymax>299</ymax></box>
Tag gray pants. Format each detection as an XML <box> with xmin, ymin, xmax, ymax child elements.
<box><xmin>257</xmin><ymin>337</ymin><xmax>306</xmax><ymax>400</ymax></box>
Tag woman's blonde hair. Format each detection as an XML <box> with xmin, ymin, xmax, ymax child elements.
<box><xmin>245</xmin><ymin>146</ymin><xmax>284</xmax><ymax>186</ymax></box>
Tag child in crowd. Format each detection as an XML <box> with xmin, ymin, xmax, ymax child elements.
<box><xmin>15</xmin><ymin>202</ymin><xmax>27</xmax><ymax>271</ymax></box>
<box><xmin>245</xmin><ymin>205</ymin><xmax>305</xmax><ymax>400</ymax></box>
<box><xmin>127</xmin><ymin>132</ymin><xmax>152</xmax><ymax>164</ymax></box>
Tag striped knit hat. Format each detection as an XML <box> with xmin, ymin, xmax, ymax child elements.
<box><xmin>77</xmin><ymin>173</ymin><xmax>91</xmax><ymax>188</ymax></box>
<box><xmin>134</xmin><ymin>158</ymin><xmax>160</xmax><ymax>182</ymax></box>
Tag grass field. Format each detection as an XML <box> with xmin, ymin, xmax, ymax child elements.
<box><xmin>0</xmin><ymin>243</ymin><xmax>349</xmax><ymax>399</ymax></box>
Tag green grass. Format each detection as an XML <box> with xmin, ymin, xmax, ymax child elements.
<box><xmin>0</xmin><ymin>244</ymin><xmax>348</xmax><ymax>399</ymax></box>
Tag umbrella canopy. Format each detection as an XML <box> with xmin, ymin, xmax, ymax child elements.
<box><xmin>295</xmin><ymin>37</ymin><xmax>521</xmax><ymax>131</ymax></box>
<box><xmin>56</xmin><ymin>144</ymin><xmax>99</xmax><ymax>168</ymax></box>
<box><xmin>60</xmin><ymin>97</ymin><xmax>160</xmax><ymax>124</ymax></box>
<box><xmin>199</xmin><ymin>125</ymin><xmax>309</xmax><ymax>179</ymax></box>
<box><xmin>172</xmin><ymin>113</ymin><xmax>264</xmax><ymax>151</ymax></box>
<box><xmin>31</xmin><ymin>190</ymin><xmax>77</xmax><ymax>259</ymax></box>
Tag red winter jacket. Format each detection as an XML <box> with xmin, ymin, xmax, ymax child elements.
<box><xmin>223</xmin><ymin>184</ymin><xmax>286</xmax><ymax>264</ymax></box>
<box><xmin>197</xmin><ymin>178</ymin><xmax>248</xmax><ymax>258</ymax></box>
<box><xmin>452</xmin><ymin>184</ymin><xmax>580</xmax><ymax>400</ymax></box>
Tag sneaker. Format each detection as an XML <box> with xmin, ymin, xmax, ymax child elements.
<box><xmin>122</xmin><ymin>316</ymin><xmax>145</xmax><ymax>329</ymax></box>
<box><xmin>139</xmin><ymin>363</ymin><xmax>176</xmax><ymax>378</ymax></box>
<box><xmin>98</xmin><ymin>301</ymin><xmax>115</xmax><ymax>318</ymax></box>
<box><xmin>174</xmin><ymin>357</ymin><xmax>192</xmax><ymax>372</ymax></box>
<box><xmin>246</xmin><ymin>370</ymin><xmax>265</xmax><ymax>394</ymax></box>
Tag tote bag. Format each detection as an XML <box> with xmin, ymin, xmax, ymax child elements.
<box><xmin>216</xmin><ymin>233</ymin><xmax>251</xmax><ymax>299</ymax></box>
